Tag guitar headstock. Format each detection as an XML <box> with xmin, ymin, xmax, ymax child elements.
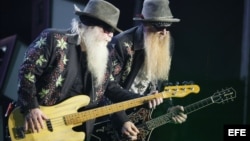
<box><xmin>162</xmin><ymin>84</ymin><xmax>200</xmax><ymax>98</ymax></box>
<box><xmin>212</xmin><ymin>87</ymin><xmax>236</xmax><ymax>104</ymax></box>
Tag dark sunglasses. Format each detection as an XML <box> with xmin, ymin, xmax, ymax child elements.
<box><xmin>98</xmin><ymin>24</ymin><xmax>115</xmax><ymax>33</ymax></box>
<box><xmin>152</xmin><ymin>25</ymin><xmax>169</xmax><ymax>31</ymax></box>
<box><xmin>80</xmin><ymin>15</ymin><xmax>115</xmax><ymax>33</ymax></box>
<box><xmin>151</xmin><ymin>22</ymin><xmax>172</xmax><ymax>31</ymax></box>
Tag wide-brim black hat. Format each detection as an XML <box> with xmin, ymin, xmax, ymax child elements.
<box><xmin>75</xmin><ymin>0</ymin><xmax>122</xmax><ymax>32</ymax></box>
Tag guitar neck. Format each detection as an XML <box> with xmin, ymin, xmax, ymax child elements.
<box><xmin>64</xmin><ymin>84</ymin><xmax>200</xmax><ymax>125</ymax></box>
<box><xmin>145</xmin><ymin>96</ymin><xmax>215</xmax><ymax>130</ymax></box>
<box><xmin>135</xmin><ymin>88</ymin><xmax>235</xmax><ymax>141</ymax></box>
<box><xmin>64</xmin><ymin>93</ymin><xmax>164</xmax><ymax>125</ymax></box>
<box><xmin>184</xmin><ymin>96</ymin><xmax>214</xmax><ymax>114</ymax></box>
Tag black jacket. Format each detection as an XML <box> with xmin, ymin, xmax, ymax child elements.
<box><xmin>17</xmin><ymin>28</ymin><xmax>141</xmax><ymax>141</ymax></box>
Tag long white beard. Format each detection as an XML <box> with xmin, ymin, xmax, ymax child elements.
<box><xmin>81</xmin><ymin>26</ymin><xmax>109</xmax><ymax>86</ymax></box>
<box><xmin>143</xmin><ymin>31</ymin><xmax>172</xmax><ymax>81</ymax></box>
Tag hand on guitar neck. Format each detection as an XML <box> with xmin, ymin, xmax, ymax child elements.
<box><xmin>167</xmin><ymin>105</ymin><xmax>187</xmax><ymax>124</ymax></box>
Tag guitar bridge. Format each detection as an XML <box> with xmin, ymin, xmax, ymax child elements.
<box><xmin>12</xmin><ymin>126</ymin><xmax>25</xmax><ymax>139</ymax></box>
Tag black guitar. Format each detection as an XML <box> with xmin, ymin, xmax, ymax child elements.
<box><xmin>91</xmin><ymin>87</ymin><xmax>236</xmax><ymax>141</ymax></box>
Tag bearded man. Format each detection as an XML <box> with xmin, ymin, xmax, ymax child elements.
<box><xmin>104</xmin><ymin>0</ymin><xmax>188</xmax><ymax>140</ymax></box>
<box><xmin>16</xmin><ymin>1</ymin><xmax>164</xmax><ymax>141</ymax></box>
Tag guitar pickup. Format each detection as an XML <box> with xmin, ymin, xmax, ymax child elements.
<box><xmin>46</xmin><ymin>119</ymin><xmax>53</xmax><ymax>132</ymax></box>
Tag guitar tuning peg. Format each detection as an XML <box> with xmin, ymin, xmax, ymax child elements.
<box><xmin>188</xmin><ymin>81</ymin><xmax>195</xmax><ymax>84</ymax></box>
<box><xmin>182</xmin><ymin>81</ymin><xmax>188</xmax><ymax>85</ymax></box>
<box><xmin>166</xmin><ymin>82</ymin><xmax>173</xmax><ymax>86</ymax></box>
<box><xmin>181</xmin><ymin>81</ymin><xmax>194</xmax><ymax>85</ymax></box>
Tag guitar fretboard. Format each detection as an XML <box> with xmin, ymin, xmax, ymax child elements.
<box><xmin>64</xmin><ymin>92</ymin><xmax>164</xmax><ymax>125</ymax></box>
<box><xmin>184</xmin><ymin>97</ymin><xmax>214</xmax><ymax>114</ymax></box>
<box><xmin>63</xmin><ymin>85</ymin><xmax>199</xmax><ymax>125</ymax></box>
<box><xmin>145</xmin><ymin>97</ymin><xmax>215</xmax><ymax>130</ymax></box>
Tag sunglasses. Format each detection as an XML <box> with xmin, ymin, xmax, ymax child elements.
<box><xmin>80</xmin><ymin>15</ymin><xmax>115</xmax><ymax>33</ymax></box>
<box><xmin>150</xmin><ymin>22</ymin><xmax>172</xmax><ymax>31</ymax></box>
<box><xmin>152</xmin><ymin>25</ymin><xmax>169</xmax><ymax>31</ymax></box>
<box><xmin>98</xmin><ymin>24</ymin><xmax>115</xmax><ymax>33</ymax></box>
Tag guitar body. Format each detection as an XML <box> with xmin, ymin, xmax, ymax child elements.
<box><xmin>8</xmin><ymin>95</ymin><xmax>90</xmax><ymax>141</ymax></box>
<box><xmin>91</xmin><ymin>87</ymin><xmax>236</xmax><ymax>141</ymax></box>
<box><xmin>126</xmin><ymin>107</ymin><xmax>154</xmax><ymax>141</ymax></box>
<box><xmin>91</xmin><ymin>107</ymin><xmax>155</xmax><ymax>141</ymax></box>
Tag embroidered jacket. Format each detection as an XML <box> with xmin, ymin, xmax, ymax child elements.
<box><xmin>18</xmin><ymin>28</ymin><xmax>138</xmax><ymax>113</ymax></box>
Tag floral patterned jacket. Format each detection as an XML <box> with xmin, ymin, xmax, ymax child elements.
<box><xmin>17</xmin><ymin>28</ymin><xmax>106</xmax><ymax>112</ymax></box>
<box><xmin>17</xmin><ymin>28</ymin><xmax>138</xmax><ymax>114</ymax></box>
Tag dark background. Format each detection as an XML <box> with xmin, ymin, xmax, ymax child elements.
<box><xmin>0</xmin><ymin>0</ymin><xmax>248</xmax><ymax>141</ymax></box>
